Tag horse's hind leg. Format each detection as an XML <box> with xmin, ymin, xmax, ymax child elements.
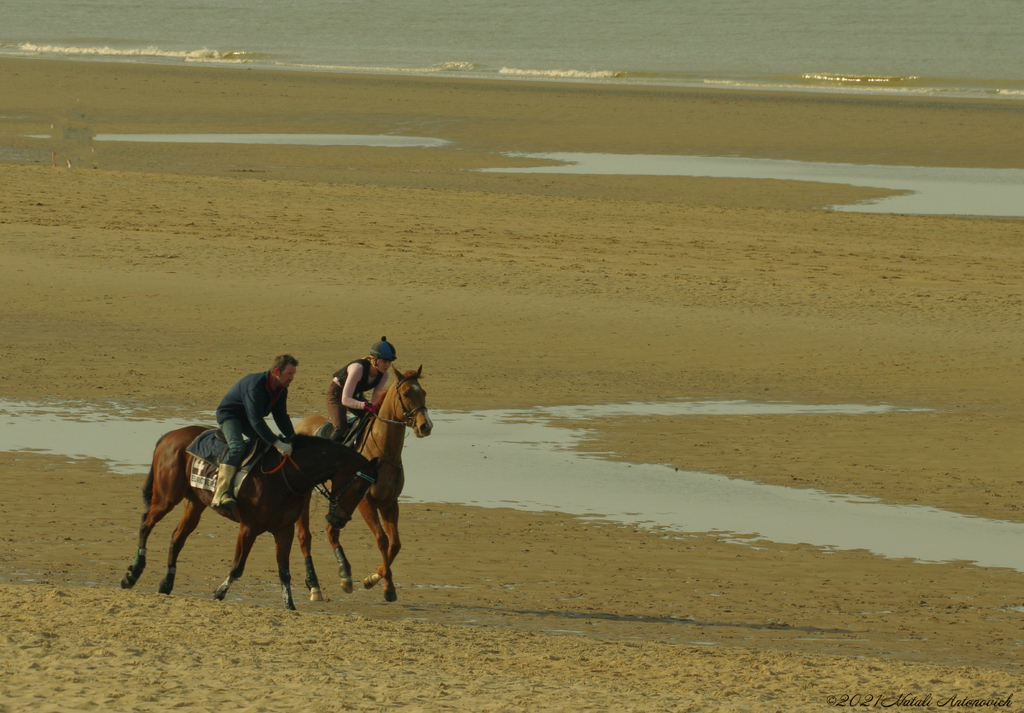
<box><xmin>213</xmin><ymin>524</ymin><xmax>257</xmax><ymax>603</ymax></box>
<box><xmin>121</xmin><ymin>488</ymin><xmax>181</xmax><ymax>589</ymax></box>
<box><xmin>296</xmin><ymin>494</ymin><xmax>326</xmax><ymax>601</ymax></box>
<box><xmin>158</xmin><ymin>498</ymin><xmax>205</xmax><ymax>595</ymax></box>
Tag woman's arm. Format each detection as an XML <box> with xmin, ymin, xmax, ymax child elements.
<box><xmin>341</xmin><ymin>362</ymin><xmax>369</xmax><ymax>409</ymax></box>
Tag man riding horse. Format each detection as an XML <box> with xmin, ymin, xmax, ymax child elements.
<box><xmin>212</xmin><ymin>354</ymin><xmax>299</xmax><ymax>512</ymax></box>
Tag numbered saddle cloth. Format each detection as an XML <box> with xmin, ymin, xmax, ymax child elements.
<box><xmin>184</xmin><ymin>428</ymin><xmax>265</xmax><ymax>493</ymax></box>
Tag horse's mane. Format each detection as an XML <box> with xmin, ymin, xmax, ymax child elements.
<box><xmin>292</xmin><ymin>433</ymin><xmax>331</xmax><ymax>450</ymax></box>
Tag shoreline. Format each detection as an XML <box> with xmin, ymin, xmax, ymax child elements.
<box><xmin>4</xmin><ymin>56</ymin><xmax>1024</xmax><ymax>174</ymax></box>
<box><xmin>5</xmin><ymin>49</ymin><xmax>1024</xmax><ymax>104</ymax></box>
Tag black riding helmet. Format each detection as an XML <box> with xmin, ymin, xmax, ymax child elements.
<box><xmin>370</xmin><ymin>336</ymin><xmax>397</xmax><ymax>361</ymax></box>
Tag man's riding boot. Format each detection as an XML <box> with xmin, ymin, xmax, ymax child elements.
<box><xmin>211</xmin><ymin>463</ymin><xmax>238</xmax><ymax>511</ymax></box>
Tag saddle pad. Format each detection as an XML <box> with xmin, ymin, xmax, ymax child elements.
<box><xmin>189</xmin><ymin>457</ymin><xmax>219</xmax><ymax>491</ymax></box>
<box><xmin>314</xmin><ymin>421</ymin><xmax>335</xmax><ymax>439</ymax></box>
<box><xmin>185</xmin><ymin>428</ymin><xmax>263</xmax><ymax>497</ymax></box>
<box><xmin>186</xmin><ymin>428</ymin><xmax>266</xmax><ymax>468</ymax></box>
<box><xmin>185</xmin><ymin>428</ymin><xmax>229</xmax><ymax>463</ymax></box>
<box><xmin>189</xmin><ymin>456</ymin><xmax>252</xmax><ymax>496</ymax></box>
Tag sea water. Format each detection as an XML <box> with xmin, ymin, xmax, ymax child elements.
<box><xmin>2</xmin><ymin>0</ymin><xmax>1023</xmax><ymax>100</ymax></box>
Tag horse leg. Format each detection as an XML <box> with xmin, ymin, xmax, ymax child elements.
<box><xmin>358</xmin><ymin>497</ymin><xmax>393</xmax><ymax>597</ymax></box>
<box><xmin>272</xmin><ymin>525</ymin><xmax>298</xmax><ymax>611</ymax></box>
<box><xmin>325</xmin><ymin>523</ymin><xmax>354</xmax><ymax>594</ymax></box>
<box><xmin>377</xmin><ymin>500</ymin><xmax>402</xmax><ymax>603</ymax></box>
<box><xmin>121</xmin><ymin>489</ymin><xmax>180</xmax><ymax>589</ymax></box>
<box><xmin>158</xmin><ymin>498</ymin><xmax>205</xmax><ymax>595</ymax></box>
<box><xmin>213</xmin><ymin>524</ymin><xmax>257</xmax><ymax>603</ymax></box>
<box><xmin>296</xmin><ymin>493</ymin><xmax>325</xmax><ymax>601</ymax></box>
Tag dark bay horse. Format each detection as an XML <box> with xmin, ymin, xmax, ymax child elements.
<box><xmin>121</xmin><ymin>428</ymin><xmax>378</xmax><ymax>610</ymax></box>
<box><xmin>295</xmin><ymin>366</ymin><xmax>432</xmax><ymax>602</ymax></box>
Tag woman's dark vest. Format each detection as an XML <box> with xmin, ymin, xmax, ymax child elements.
<box><xmin>333</xmin><ymin>359</ymin><xmax>383</xmax><ymax>401</ymax></box>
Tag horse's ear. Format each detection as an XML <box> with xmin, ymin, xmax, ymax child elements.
<box><xmin>392</xmin><ymin>365</ymin><xmax>401</xmax><ymax>380</ymax></box>
<box><xmin>416</xmin><ymin>364</ymin><xmax>423</xmax><ymax>377</ymax></box>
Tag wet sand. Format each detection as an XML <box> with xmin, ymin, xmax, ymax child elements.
<box><xmin>2</xmin><ymin>57</ymin><xmax>1024</xmax><ymax>710</ymax></box>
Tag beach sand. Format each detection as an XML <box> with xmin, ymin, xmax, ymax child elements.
<box><xmin>1</xmin><ymin>57</ymin><xmax>1023</xmax><ymax>710</ymax></box>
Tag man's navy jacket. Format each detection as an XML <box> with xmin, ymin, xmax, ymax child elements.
<box><xmin>216</xmin><ymin>370</ymin><xmax>296</xmax><ymax>445</ymax></box>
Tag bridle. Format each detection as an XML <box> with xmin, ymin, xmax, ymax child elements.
<box><xmin>361</xmin><ymin>374</ymin><xmax>428</xmax><ymax>471</ymax></box>
<box><xmin>264</xmin><ymin>449</ymin><xmax>377</xmax><ymax>518</ymax></box>
<box><xmin>372</xmin><ymin>374</ymin><xmax>428</xmax><ymax>429</ymax></box>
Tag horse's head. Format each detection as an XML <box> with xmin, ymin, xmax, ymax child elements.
<box><xmin>388</xmin><ymin>365</ymin><xmax>432</xmax><ymax>438</ymax></box>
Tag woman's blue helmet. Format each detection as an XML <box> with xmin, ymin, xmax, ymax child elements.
<box><xmin>370</xmin><ymin>336</ymin><xmax>397</xmax><ymax>361</ymax></box>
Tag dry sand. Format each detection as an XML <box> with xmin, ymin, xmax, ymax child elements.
<box><xmin>1</xmin><ymin>57</ymin><xmax>1023</xmax><ymax>710</ymax></box>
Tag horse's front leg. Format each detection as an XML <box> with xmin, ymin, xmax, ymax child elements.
<box><xmin>358</xmin><ymin>497</ymin><xmax>396</xmax><ymax>601</ymax></box>
<box><xmin>272</xmin><ymin>524</ymin><xmax>298</xmax><ymax>611</ymax></box>
<box><xmin>214</xmin><ymin>524</ymin><xmax>258</xmax><ymax>603</ymax></box>
<box><xmin>325</xmin><ymin>523</ymin><xmax>354</xmax><ymax>594</ymax></box>
<box><xmin>296</xmin><ymin>493</ymin><xmax>325</xmax><ymax>601</ymax></box>
<box><xmin>377</xmin><ymin>500</ymin><xmax>401</xmax><ymax>603</ymax></box>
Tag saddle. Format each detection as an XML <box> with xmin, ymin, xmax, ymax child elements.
<box><xmin>317</xmin><ymin>413</ymin><xmax>370</xmax><ymax>450</ymax></box>
<box><xmin>184</xmin><ymin>428</ymin><xmax>270</xmax><ymax>494</ymax></box>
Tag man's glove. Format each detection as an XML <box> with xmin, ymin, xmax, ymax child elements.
<box><xmin>275</xmin><ymin>440</ymin><xmax>293</xmax><ymax>457</ymax></box>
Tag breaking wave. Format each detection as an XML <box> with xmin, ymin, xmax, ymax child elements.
<box><xmin>801</xmin><ymin>73</ymin><xmax>921</xmax><ymax>85</ymax></box>
<box><xmin>9</xmin><ymin>42</ymin><xmax>260</xmax><ymax>62</ymax></box>
<box><xmin>499</xmin><ymin>66</ymin><xmax>626</xmax><ymax>79</ymax></box>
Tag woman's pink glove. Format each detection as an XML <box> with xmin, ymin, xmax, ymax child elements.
<box><xmin>364</xmin><ymin>402</ymin><xmax>379</xmax><ymax>415</ymax></box>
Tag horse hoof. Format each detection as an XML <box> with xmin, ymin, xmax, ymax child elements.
<box><xmin>341</xmin><ymin>580</ymin><xmax>353</xmax><ymax>594</ymax></box>
<box><xmin>309</xmin><ymin>588</ymin><xmax>324</xmax><ymax>602</ymax></box>
<box><xmin>363</xmin><ymin>573</ymin><xmax>381</xmax><ymax>589</ymax></box>
<box><xmin>384</xmin><ymin>590</ymin><xmax>397</xmax><ymax>603</ymax></box>
<box><xmin>120</xmin><ymin>575</ymin><xmax>135</xmax><ymax>590</ymax></box>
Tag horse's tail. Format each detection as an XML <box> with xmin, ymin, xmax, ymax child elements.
<box><xmin>141</xmin><ymin>430</ymin><xmax>174</xmax><ymax>508</ymax></box>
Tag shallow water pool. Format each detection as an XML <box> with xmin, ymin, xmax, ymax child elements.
<box><xmin>31</xmin><ymin>133</ymin><xmax>451</xmax><ymax>148</ymax></box>
<box><xmin>480</xmin><ymin>152</ymin><xmax>1024</xmax><ymax>218</ymax></box>
<box><xmin>3</xmin><ymin>397</ymin><xmax>1022</xmax><ymax>573</ymax></box>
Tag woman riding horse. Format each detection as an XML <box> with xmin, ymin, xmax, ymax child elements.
<box><xmin>325</xmin><ymin>337</ymin><xmax>396</xmax><ymax>446</ymax></box>
<box><xmin>296</xmin><ymin>365</ymin><xmax>432</xmax><ymax>603</ymax></box>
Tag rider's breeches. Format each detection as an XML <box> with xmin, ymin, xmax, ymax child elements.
<box><xmin>325</xmin><ymin>380</ymin><xmax>348</xmax><ymax>432</ymax></box>
<box><xmin>219</xmin><ymin>418</ymin><xmax>247</xmax><ymax>468</ymax></box>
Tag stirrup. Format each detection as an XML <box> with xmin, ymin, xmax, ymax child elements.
<box><xmin>212</xmin><ymin>496</ymin><xmax>236</xmax><ymax>512</ymax></box>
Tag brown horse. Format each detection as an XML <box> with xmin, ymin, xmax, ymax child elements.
<box><xmin>120</xmin><ymin>428</ymin><xmax>378</xmax><ymax>610</ymax></box>
<box><xmin>295</xmin><ymin>366</ymin><xmax>432</xmax><ymax>602</ymax></box>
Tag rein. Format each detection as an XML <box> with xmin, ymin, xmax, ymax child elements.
<box><xmin>263</xmin><ymin>450</ymin><xmax>376</xmax><ymax>507</ymax></box>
